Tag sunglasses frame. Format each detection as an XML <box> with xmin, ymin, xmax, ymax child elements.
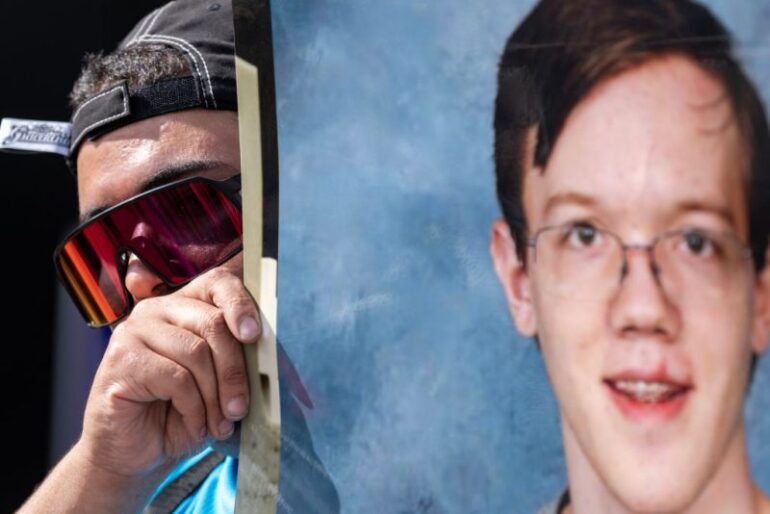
<box><xmin>54</xmin><ymin>174</ymin><xmax>243</xmax><ymax>327</ymax></box>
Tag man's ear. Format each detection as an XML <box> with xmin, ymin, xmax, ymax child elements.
<box><xmin>490</xmin><ymin>218</ymin><xmax>537</xmax><ymax>337</ymax></box>
<box><xmin>752</xmin><ymin>245</ymin><xmax>770</xmax><ymax>354</ymax></box>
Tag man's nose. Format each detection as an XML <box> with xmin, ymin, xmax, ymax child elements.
<box><xmin>123</xmin><ymin>252</ymin><xmax>165</xmax><ymax>302</ymax></box>
<box><xmin>129</xmin><ymin>221</ymin><xmax>155</xmax><ymax>249</ymax></box>
<box><xmin>609</xmin><ymin>249</ymin><xmax>680</xmax><ymax>339</ymax></box>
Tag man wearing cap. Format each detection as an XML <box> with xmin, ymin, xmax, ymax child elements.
<box><xmin>490</xmin><ymin>0</ymin><xmax>770</xmax><ymax>513</ymax></box>
<box><xmin>16</xmin><ymin>0</ymin><xmax>338</xmax><ymax>512</ymax></box>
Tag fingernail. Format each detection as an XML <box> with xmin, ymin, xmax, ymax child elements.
<box><xmin>219</xmin><ymin>420</ymin><xmax>234</xmax><ymax>438</ymax></box>
<box><xmin>239</xmin><ymin>316</ymin><xmax>260</xmax><ymax>341</ymax></box>
<box><xmin>227</xmin><ymin>396</ymin><xmax>248</xmax><ymax>419</ymax></box>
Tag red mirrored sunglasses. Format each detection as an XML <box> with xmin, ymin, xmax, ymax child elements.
<box><xmin>54</xmin><ymin>175</ymin><xmax>242</xmax><ymax>327</ymax></box>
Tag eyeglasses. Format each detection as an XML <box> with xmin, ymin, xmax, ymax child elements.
<box><xmin>527</xmin><ymin>222</ymin><xmax>753</xmax><ymax>300</ymax></box>
<box><xmin>54</xmin><ymin>175</ymin><xmax>242</xmax><ymax>327</ymax></box>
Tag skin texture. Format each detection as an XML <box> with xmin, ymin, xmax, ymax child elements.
<box><xmin>20</xmin><ymin>109</ymin><xmax>256</xmax><ymax>513</ymax></box>
<box><xmin>491</xmin><ymin>55</ymin><xmax>770</xmax><ymax>514</ymax></box>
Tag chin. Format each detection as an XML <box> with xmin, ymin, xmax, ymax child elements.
<box><xmin>602</xmin><ymin>456</ymin><xmax>710</xmax><ymax>514</ymax></box>
<box><xmin>615</xmin><ymin>489</ymin><xmax>694</xmax><ymax>514</ymax></box>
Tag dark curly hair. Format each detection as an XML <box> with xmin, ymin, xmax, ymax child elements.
<box><xmin>69</xmin><ymin>43</ymin><xmax>191</xmax><ymax>112</ymax></box>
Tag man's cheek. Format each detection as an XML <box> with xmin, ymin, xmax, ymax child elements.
<box><xmin>535</xmin><ymin>294</ymin><xmax>606</xmax><ymax>392</ymax></box>
<box><xmin>692</xmin><ymin>322</ymin><xmax>752</xmax><ymax>405</ymax></box>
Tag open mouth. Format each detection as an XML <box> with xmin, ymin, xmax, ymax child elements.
<box><xmin>604</xmin><ymin>378</ymin><xmax>691</xmax><ymax>420</ymax></box>
<box><xmin>607</xmin><ymin>379</ymin><xmax>687</xmax><ymax>402</ymax></box>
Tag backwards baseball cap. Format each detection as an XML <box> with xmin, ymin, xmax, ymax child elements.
<box><xmin>0</xmin><ymin>0</ymin><xmax>236</xmax><ymax>162</ymax></box>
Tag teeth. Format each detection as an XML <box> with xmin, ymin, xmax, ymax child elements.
<box><xmin>612</xmin><ymin>380</ymin><xmax>682</xmax><ymax>403</ymax></box>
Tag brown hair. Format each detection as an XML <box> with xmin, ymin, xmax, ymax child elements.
<box><xmin>494</xmin><ymin>0</ymin><xmax>770</xmax><ymax>269</ymax></box>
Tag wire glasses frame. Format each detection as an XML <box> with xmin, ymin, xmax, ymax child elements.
<box><xmin>526</xmin><ymin>222</ymin><xmax>753</xmax><ymax>299</ymax></box>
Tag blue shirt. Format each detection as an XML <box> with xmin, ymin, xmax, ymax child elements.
<box><xmin>150</xmin><ymin>448</ymin><xmax>237</xmax><ymax>514</ymax></box>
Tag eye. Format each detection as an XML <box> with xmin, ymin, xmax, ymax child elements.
<box><xmin>679</xmin><ymin>229</ymin><xmax>718</xmax><ymax>258</ymax></box>
<box><xmin>564</xmin><ymin>223</ymin><xmax>602</xmax><ymax>249</ymax></box>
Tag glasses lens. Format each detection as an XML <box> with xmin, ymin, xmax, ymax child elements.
<box><xmin>655</xmin><ymin>229</ymin><xmax>750</xmax><ymax>297</ymax></box>
<box><xmin>55</xmin><ymin>178</ymin><xmax>242</xmax><ymax>326</ymax></box>
<box><xmin>56</xmin><ymin>222</ymin><xmax>129</xmax><ymax>326</ymax></box>
<box><xmin>113</xmin><ymin>180</ymin><xmax>242</xmax><ymax>283</ymax></box>
<box><xmin>533</xmin><ymin>224</ymin><xmax>622</xmax><ymax>300</ymax></box>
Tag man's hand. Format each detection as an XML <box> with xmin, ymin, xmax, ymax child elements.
<box><xmin>78</xmin><ymin>261</ymin><xmax>260</xmax><ymax>479</ymax></box>
<box><xmin>19</xmin><ymin>259</ymin><xmax>260</xmax><ymax>514</ymax></box>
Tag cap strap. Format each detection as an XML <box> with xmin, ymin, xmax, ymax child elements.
<box><xmin>70</xmin><ymin>75</ymin><xmax>204</xmax><ymax>155</ymax></box>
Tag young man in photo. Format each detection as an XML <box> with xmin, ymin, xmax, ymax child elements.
<box><xmin>490</xmin><ymin>1</ymin><xmax>770</xmax><ymax>513</ymax></box>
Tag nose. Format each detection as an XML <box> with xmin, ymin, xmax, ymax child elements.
<box><xmin>129</xmin><ymin>221</ymin><xmax>155</xmax><ymax>250</ymax></box>
<box><xmin>123</xmin><ymin>252</ymin><xmax>166</xmax><ymax>302</ymax></box>
<box><xmin>609</xmin><ymin>248</ymin><xmax>680</xmax><ymax>339</ymax></box>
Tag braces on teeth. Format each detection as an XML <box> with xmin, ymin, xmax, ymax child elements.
<box><xmin>612</xmin><ymin>380</ymin><xmax>681</xmax><ymax>402</ymax></box>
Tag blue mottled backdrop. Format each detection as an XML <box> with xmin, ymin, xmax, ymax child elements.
<box><xmin>271</xmin><ymin>1</ymin><xmax>770</xmax><ymax>512</ymax></box>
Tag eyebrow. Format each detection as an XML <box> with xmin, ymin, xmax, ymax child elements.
<box><xmin>673</xmin><ymin>199</ymin><xmax>736</xmax><ymax>227</ymax></box>
<box><xmin>543</xmin><ymin>192</ymin><xmax>736</xmax><ymax>227</ymax></box>
<box><xmin>543</xmin><ymin>191</ymin><xmax>597</xmax><ymax>217</ymax></box>
<box><xmin>81</xmin><ymin>159</ymin><xmax>239</xmax><ymax>222</ymax></box>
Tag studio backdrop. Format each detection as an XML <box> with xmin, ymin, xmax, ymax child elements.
<box><xmin>257</xmin><ymin>1</ymin><xmax>770</xmax><ymax>513</ymax></box>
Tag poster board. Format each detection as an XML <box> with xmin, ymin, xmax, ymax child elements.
<box><xmin>257</xmin><ymin>1</ymin><xmax>770</xmax><ymax>512</ymax></box>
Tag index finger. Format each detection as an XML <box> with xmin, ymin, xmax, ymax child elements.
<box><xmin>185</xmin><ymin>267</ymin><xmax>262</xmax><ymax>343</ymax></box>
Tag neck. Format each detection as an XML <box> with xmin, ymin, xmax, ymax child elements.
<box><xmin>562</xmin><ymin>420</ymin><xmax>768</xmax><ymax>514</ymax></box>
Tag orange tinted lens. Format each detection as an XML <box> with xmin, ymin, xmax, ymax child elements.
<box><xmin>56</xmin><ymin>223</ymin><xmax>128</xmax><ymax>326</ymax></box>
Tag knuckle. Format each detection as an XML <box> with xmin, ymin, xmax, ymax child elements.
<box><xmin>130</xmin><ymin>297</ymin><xmax>153</xmax><ymax>317</ymax></box>
<box><xmin>103</xmin><ymin>381</ymin><xmax>125</xmax><ymax>403</ymax></box>
<box><xmin>116</xmin><ymin>348</ymin><xmax>143</xmax><ymax>368</ymax></box>
<box><xmin>110</xmin><ymin>329</ymin><xmax>140</xmax><ymax>355</ymax></box>
<box><xmin>208</xmin><ymin>268</ymin><xmax>247</xmax><ymax>296</ymax></box>
<box><xmin>103</xmin><ymin>334</ymin><xmax>137</xmax><ymax>364</ymax></box>
<box><xmin>169</xmin><ymin>366</ymin><xmax>193</xmax><ymax>389</ymax></box>
<box><xmin>109</xmin><ymin>321</ymin><xmax>131</xmax><ymax>341</ymax></box>
<box><xmin>204</xmin><ymin>266</ymin><xmax>233</xmax><ymax>283</ymax></box>
<box><xmin>186</xmin><ymin>336</ymin><xmax>211</xmax><ymax>365</ymax></box>
<box><xmin>130</xmin><ymin>296</ymin><xmax>165</xmax><ymax>320</ymax></box>
<box><xmin>221</xmin><ymin>365</ymin><xmax>248</xmax><ymax>387</ymax></box>
<box><xmin>226</xmin><ymin>293</ymin><xmax>256</xmax><ymax>313</ymax></box>
<box><xmin>201</xmin><ymin>310</ymin><xmax>228</xmax><ymax>340</ymax></box>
